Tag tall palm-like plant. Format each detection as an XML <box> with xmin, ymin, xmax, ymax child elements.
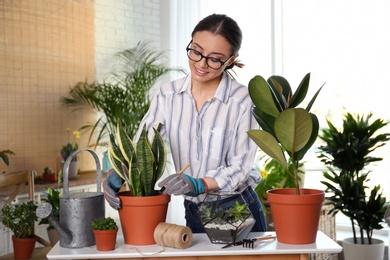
<box><xmin>61</xmin><ymin>41</ymin><xmax>184</xmax><ymax>147</ymax></box>
<box><xmin>318</xmin><ymin>112</ymin><xmax>390</xmax><ymax>244</ymax></box>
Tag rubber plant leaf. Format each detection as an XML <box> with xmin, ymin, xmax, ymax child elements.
<box><xmin>275</xmin><ymin>108</ymin><xmax>313</xmax><ymax>156</ymax></box>
<box><xmin>294</xmin><ymin>113</ymin><xmax>320</xmax><ymax>161</ymax></box>
<box><xmin>247</xmin><ymin>129</ymin><xmax>288</xmax><ymax>171</ymax></box>
<box><xmin>289</xmin><ymin>72</ymin><xmax>310</xmax><ymax>108</ymax></box>
<box><xmin>248</xmin><ymin>75</ymin><xmax>280</xmax><ymax>118</ymax></box>
<box><xmin>268</xmin><ymin>76</ymin><xmax>291</xmax><ymax>110</ymax></box>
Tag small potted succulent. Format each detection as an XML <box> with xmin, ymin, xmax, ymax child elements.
<box><xmin>91</xmin><ymin>217</ymin><xmax>118</xmax><ymax>251</ymax></box>
<box><xmin>1</xmin><ymin>200</ymin><xmax>38</xmax><ymax>259</ymax></box>
<box><xmin>42</xmin><ymin>167</ymin><xmax>57</xmax><ymax>183</ymax></box>
<box><xmin>197</xmin><ymin>191</ymin><xmax>255</xmax><ymax>244</ymax></box>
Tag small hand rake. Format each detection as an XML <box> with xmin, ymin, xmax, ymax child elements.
<box><xmin>242</xmin><ymin>235</ymin><xmax>277</xmax><ymax>248</ymax></box>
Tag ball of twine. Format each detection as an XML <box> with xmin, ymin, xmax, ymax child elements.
<box><xmin>154</xmin><ymin>222</ymin><xmax>193</xmax><ymax>249</ymax></box>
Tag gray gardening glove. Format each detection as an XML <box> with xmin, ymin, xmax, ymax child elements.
<box><xmin>103</xmin><ymin>169</ymin><xmax>124</xmax><ymax>210</ymax></box>
<box><xmin>158</xmin><ymin>173</ymin><xmax>207</xmax><ymax>196</ymax></box>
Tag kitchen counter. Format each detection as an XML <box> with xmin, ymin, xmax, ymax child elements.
<box><xmin>47</xmin><ymin>231</ymin><xmax>342</xmax><ymax>260</ymax></box>
<box><xmin>0</xmin><ymin>170</ymin><xmax>104</xmax><ymax>200</ymax></box>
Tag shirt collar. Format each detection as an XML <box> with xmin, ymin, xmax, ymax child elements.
<box><xmin>179</xmin><ymin>72</ymin><xmax>232</xmax><ymax>103</ymax></box>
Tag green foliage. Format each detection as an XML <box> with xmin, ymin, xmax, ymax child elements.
<box><xmin>91</xmin><ymin>217</ymin><xmax>118</xmax><ymax>231</ymax></box>
<box><xmin>38</xmin><ymin>188</ymin><xmax>61</xmax><ymax>230</ymax></box>
<box><xmin>318</xmin><ymin>112</ymin><xmax>390</xmax><ymax>244</ymax></box>
<box><xmin>1</xmin><ymin>200</ymin><xmax>38</xmax><ymax>238</ymax></box>
<box><xmin>0</xmin><ymin>149</ymin><xmax>15</xmax><ymax>166</ymax></box>
<box><xmin>248</xmin><ymin>73</ymin><xmax>323</xmax><ymax>194</ymax></box>
<box><xmin>61</xmin><ymin>41</ymin><xmax>184</xmax><ymax>147</ymax></box>
<box><xmin>108</xmin><ymin>123</ymin><xmax>167</xmax><ymax>197</ymax></box>
<box><xmin>255</xmin><ymin>158</ymin><xmax>304</xmax><ymax>200</ymax></box>
<box><xmin>199</xmin><ymin>201</ymin><xmax>251</xmax><ymax>225</ymax></box>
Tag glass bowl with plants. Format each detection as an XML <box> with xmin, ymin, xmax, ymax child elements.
<box><xmin>197</xmin><ymin>191</ymin><xmax>255</xmax><ymax>244</ymax></box>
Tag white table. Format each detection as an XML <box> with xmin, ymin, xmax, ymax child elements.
<box><xmin>46</xmin><ymin>231</ymin><xmax>342</xmax><ymax>260</ymax></box>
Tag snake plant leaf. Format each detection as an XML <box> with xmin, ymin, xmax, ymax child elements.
<box><xmin>152</xmin><ymin>127</ymin><xmax>167</xmax><ymax>186</ymax></box>
<box><xmin>108</xmin><ymin>134</ymin><xmax>132</xmax><ymax>187</ymax></box>
<box><xmin>275</xmin><ymin>108</ymin><xmax>313</xmax><ymax>156</ymax></box>
<box><xmin>248</xmin><ymin>75</ymin><xmax>280</xmax><ymax>117</ymax></box>
<box><xmin>289</xmin><ymin>72</ymin><xmax>310</xmax><ymax>108</ymax></box>
<box><xmin>247</xmin><ymin>129</ymin><xmax>288</xmax><ymax>171</ymax></box>
<box><xmin>136</xmin><ymin>127</ymin><xmax>155</xmax><ymax>196</ymax></box>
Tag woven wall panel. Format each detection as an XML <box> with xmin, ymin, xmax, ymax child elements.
<box><xmin>0</xmin><ymin>0</ymin><xmax>96</xmax><ymax>173</ymax></box>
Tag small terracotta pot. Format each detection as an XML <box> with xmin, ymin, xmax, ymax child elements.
<box><xmin>12</xmin><ymin>235</ymin><xmax>37</xmax><ymax>259</ymax></box>
<box><xmin>267</xmin><ymin>188</ymin><xmax>324</xmax><ymax>244</ymax></box>
<box><xmin>93</xmin><ymin>229</ymin><xmax>118</xmax><ymax>251</ymax></box>
<box><xmin>118</xmin><ymin>192</ymin><xmax>170</xmax><ymax>245</ymax></box>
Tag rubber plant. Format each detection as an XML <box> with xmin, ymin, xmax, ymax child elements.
<box><xmin>317</xmin><ymin>112</ymin><xmax>390</xmax><ymax>244</ymax></box>
<box><xmin>247</xmin><ymin>73</ymin><xmax>323</xmax><ymax>195</ymax></box>
<box><xmin>107</xmin><ymin>123</ymin><xmax>167</xmax><ymax>197</ymax></box>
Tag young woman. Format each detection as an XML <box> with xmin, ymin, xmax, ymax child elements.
<box><xmin>104</xmin><ymin>13</ymin><xmax>267</xmax><ymax>233</ymax></box>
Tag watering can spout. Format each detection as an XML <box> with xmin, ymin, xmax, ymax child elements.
<box><xmin>36</xmin><ymin>202</ymin><xmax>73</xmax><ymax>245</ymax></box>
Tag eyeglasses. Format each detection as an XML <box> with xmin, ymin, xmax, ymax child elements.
<box><xmin>186</xmin><ymin>41</ymin><xmax>234</xmax><ymax>70</ymax></box>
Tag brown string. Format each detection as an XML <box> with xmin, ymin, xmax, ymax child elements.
<box><xmin>154</xmin><ymin>222</ymin><xmax>193</xmax><ymax>249</ymax></box>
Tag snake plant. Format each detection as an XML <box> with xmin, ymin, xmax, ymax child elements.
<box><xmin>247</xmin><ymin>73</ymin><xmax>323</xmax><ymax>195</ymax></box>
<box><xmin>107</xmin><ymin>123</ymin><xmax>167</xmax><ymax>197</ymax></box>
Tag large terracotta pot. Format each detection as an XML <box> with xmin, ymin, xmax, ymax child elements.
<box><xmin>343</xmin><ymin>237</ymin><xmax>384</xmax><ymax>260</ymax></box>
<box><xmin>12</xmin><ymin>235</ymin><xmax>37</xmax><ymax>259</ymax></box>
<box><xmin>93</xmin><ymin>229</ymin><xmax>118</xmax><ymax>251</ymax></box>
<box><xmin>267</xmin><ymin>188</ymin><xmax>324</xmax><ymax>244</ymax></box>
<box><xmin>118</xmin><ymin>191</ymin><xmax>170</xmax><ymax>245</ymax></box>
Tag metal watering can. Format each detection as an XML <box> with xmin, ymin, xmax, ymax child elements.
<box><xmin>36</xmin><ymin>148</ymin><xmax>105</xmax><ymax>248</ymax></box>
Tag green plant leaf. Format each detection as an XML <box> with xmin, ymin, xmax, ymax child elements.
<box><xmin>247</xmin><ymin>130</ymin><xmax>288</xmax><ymax>170</ymax></box>
<box><xmin>248</xmin><ymin>75</ymin><xmax>280</xmax><ymax>117</ymax></box>
<box><xmin>136</xmin><ymin>128</ymin><xmax>155</xmax><ymax>196</ymax></box>
<box><xmin>275</xmin><ymin>108</ymin><xmax>312</xmax><ymax>155</ymax></box>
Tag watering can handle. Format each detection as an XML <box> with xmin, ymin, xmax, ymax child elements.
<box><xmin>63</xmin><ymin>148</ymin><xmax>102</xmax><ymax>198</ymax></box>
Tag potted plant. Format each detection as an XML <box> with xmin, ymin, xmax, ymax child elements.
<box><xmin>91</xmin><ymin>217</ymin><xmax>118</xmax><ymax>251</ymax></box>
<box><xmin>107</xmin><ymin>122</ymin><xmax>170</xmax><ymax>245</ymax></box>
<box><xmin>317</xmin><ymin>112</ymin><xmax>390</xmax><ymax>260</ymax></box>
<box><xmin>42</xmin><ymin>167</ymin><xmax>57</xmax><ymax>183</ymax></box>
<box><xmin>38</xmin><ymin>187</ymin><xmax>61</xmax><ymax>246</ymax></box>
<box><xmin>197</xmin><ymin>191</ymin><xmax>256</xmax><ymax>244</ymax></box>
<box><xmin>59</xmin><ymin>128</ymin><xmax>80</xmax><ymax>181</ymax></box>
<box><xmin>1</xmin><ymin>200</ymin><xmax>38</xmax><ymax>259</ymax></box>
<box><xmin>247</xmin><ymin>72</ymin><xmax>325</xmax><ymax>244</ymax></box>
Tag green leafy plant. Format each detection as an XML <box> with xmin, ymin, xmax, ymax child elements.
<box><xmin>0</xmin><ymin>149</ymin><xmax>15</xmax><ymax>166</ymax></box>
<box><xmin>91</xmin><ymin>217</ymin><xmax>118</xmax><ymax>231</ymax></box>
<box><xmin>107</xmin><ymin>123</ymin><xmax>167</xmax><ymax>197</ymax></box>
<box><xmin>247</xmin><ymin>73</ymin><xmax>323</xmax><ymax>195</ymax></box>
<box><xmin>317</xmin><ymin>112</ymin><xmax>390</xmax><ymax>244</ymax></box>
<box><xmin>38</xmin><ymin>188</ymin><xmax>61</xmax><ymax>230</ymax></box>
<box><xmin>199</xmin><ymin>200</ymin><xmax>251</xmax><ymax>225</ymax></box>
<box><xmin>255</xmin><ymin>158</ymin><xmax>304</xmax><ymax>200</ymax></box>
<box><xmin>61</xmin><ymin>41</ymin><xmax>184</xmax><ymax>147</ymax></box>
<box><xmin>1</xmin><ymin>200</ymin><xmax>38</xmax><ymax>238</ymax></box>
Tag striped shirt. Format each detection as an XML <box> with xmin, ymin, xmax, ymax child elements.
<box><xmin>136</xmin><ymin>72</ymin><xmax>260</xmax><ymax>203</ymax></box>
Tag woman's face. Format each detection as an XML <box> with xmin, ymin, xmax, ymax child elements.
<box><xmin>188</xmin><ymin>31</ymin><xmax>235</xmax><ymax>85</ymax></box>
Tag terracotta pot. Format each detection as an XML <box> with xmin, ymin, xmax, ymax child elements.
<box><xmin>12</xmin><ymin>235</ymin><xmax>37</xmax><ymax>259</ymax></box>
<box><xmin>267</xmin><ymin>188</ymin><xmax>324</xmax><ymax>244</ymax></box>
<box><xmin>43</xmin><ymin>173</ymin><xmax>57</xmax><ymax>182</ymax></box>
<box><xmin>343</xmin><ymin>237</ymin><xmax>384</xmax><ymax>260</ymax></box>
<box><xmin>118</xmin><ymin>191</ymin><xmax>170</xmax><ymax>245</ymax></box>
<box><xmin>93</xmin><ymin>229</ymin><xmax>118</xmax><ymax>251</ymax></box>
